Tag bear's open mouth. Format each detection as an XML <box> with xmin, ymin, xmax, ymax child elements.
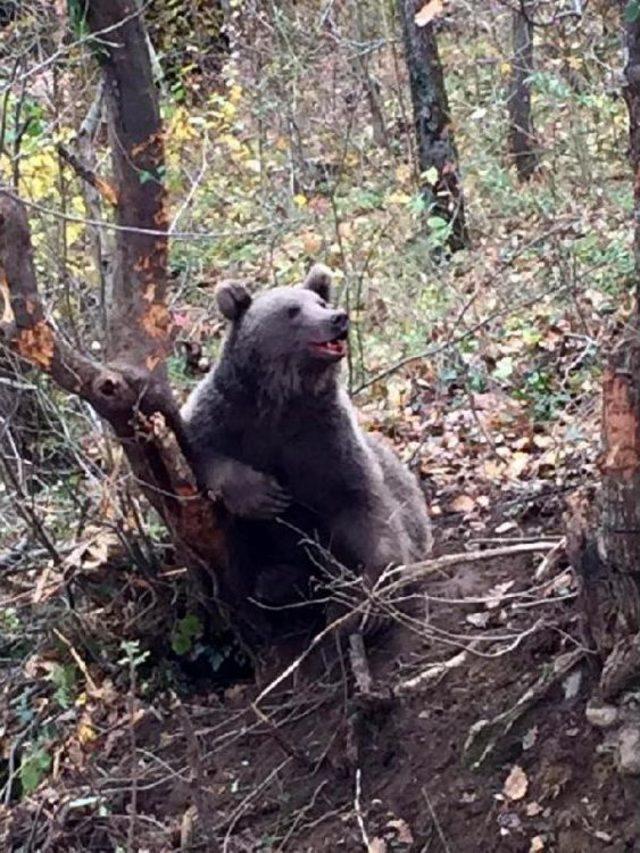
<box><xmin>309</xmin><ymin>331</ymin><xmax>348</xmax><ymax>360</ymax></box>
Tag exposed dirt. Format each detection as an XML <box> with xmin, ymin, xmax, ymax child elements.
<box><xmin>3</xmin><ymin>527</ymin><xmax>639</xmax><ymax>853</ymax></box>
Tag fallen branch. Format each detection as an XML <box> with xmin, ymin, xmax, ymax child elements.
<box><xmin>534</xmin><ymin>536</ymin><xmax>567</xmax><ymax>581</ymax></box>
<box><xmin>463</xmin><ymin>647</ymin><xmax>587</xmax><ymax>769</ymax></box>
<box><xmin>395</xmin><ymin>647</ymin><xmax>472</xmax><ymax>696</ymax></box>
<box><xmin>378</xmin><ymin>541</ymin><xmax>559</xmax><ymax>593</ymax></box>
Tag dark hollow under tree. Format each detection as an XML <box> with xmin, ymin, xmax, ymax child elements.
<box><xmin>397</xmin><ymin>0</ymin><xmax>469</xmax><ymax>252</ymax></box>
<box><xmin>508</xmin><ymin>0</ymin><xmax>539</xmax><ymax>182</ymax></box>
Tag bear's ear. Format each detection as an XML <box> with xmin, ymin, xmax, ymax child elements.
<box><xmin>215</xmin><ymin>281</ymin><xmax>252</xmax><ymax>320</ymax></box>
<box><xmin>303</xmin><ymin>263</ymin><xmax>332</xmax><ymax>301</ymax></box>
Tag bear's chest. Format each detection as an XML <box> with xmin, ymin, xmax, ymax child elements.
<box><xmin>230</xmin><ymin>403</ymin><xmax>368</xmax><ymax>510</ymax></box>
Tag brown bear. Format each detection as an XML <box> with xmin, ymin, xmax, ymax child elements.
<box><xmin>181</xmin><ymin>265</ymin><xmax>432</xmax><ymax>644</ymax></box>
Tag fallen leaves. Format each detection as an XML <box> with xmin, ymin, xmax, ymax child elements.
<box><xmin>449</xmin><ymin>494</ymin><xmax>476</xmax><ymax>514</ymax></box>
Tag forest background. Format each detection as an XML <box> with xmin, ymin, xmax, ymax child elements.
<box><xmin>1</xmin><ymin>1</ymin><xmax>639</xmax><ymax>850</ymax></box>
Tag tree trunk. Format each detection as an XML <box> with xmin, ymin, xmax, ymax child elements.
<box><xmin>570</xmin><ymin>2</ymin><xmax>640</xmax><ymax>702</ymax></box>
<box><xmin>84</xmin><ymin>1</ymin><xmax>170</xmax><ymax>373</ymax></box>
<box><xmin>508</xmin><ymin>0</ymin><xmax>539</xmax><ymax>182</ymax></box>
<box><xmin>397</xmin><ymin>0</ymin><xmax>468</xmax><ymax>252</ymax></box>
<box><xmin>0</xmin><ymin>2</ymin><xmax>249</xmax><ymax>654</ymax></box>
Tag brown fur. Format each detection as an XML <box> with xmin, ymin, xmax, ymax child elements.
<box><xmin>181</xmin><ymin>266</ymin><xmax>432</xmax><ymax>643</ymax></box>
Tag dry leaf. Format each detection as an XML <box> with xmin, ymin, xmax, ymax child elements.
<box><xmin>449</xmin><ymin>494</ymin><xmax>475</xmax><ymax>514</ymax></box>
<box><xmin>506</xmin><ymin>451</ymin><xmax>530</xmax><ymax>479</ymax></box>
<box><xmin>530</xmin><ymin>836</ymin><xmax>545</xmax><ymax>852</ymax></box>
<box><xmin>368</xmin><ymin>839</ymin><xmax>387</xmax><ymax>853</ymax></box>
<box><xmin>414</xmin><ymin>0</ymin><xmax>444</xmax><ymax>26</ymax></box>
<box><xmin>387</xmin><ymin>818</ymin><xmax>414</xmax><ymax>844</ymax></box>
<box><xmin>77</xmin><ymin>716</ymin><xmax>98</xmax><ymax>745</ymax></box>
<box><xmin>482</xmin><ymin>459</ymin><xmax>504</xmax><ymax>480</ymax></box>
<box><xmin>503</xmin><ymin>764</ymin><xmax>528</xmax><ymax>801</ymax></box>
<box><xmin>533</xmin><ymin>434</ymin><xmax>554</xmax><ymax>449</ymax></box>
<box><xmin>486</xmin><ymin>580</ymin><xmax>514</xmax><ymax>609</ymax></box>
<box><xmin>466</xmin><ymin>612</ymin><xmax>490</xmax><ymax>628</ymax></box>
<box><xmin>494</xmin><ymin>521</ymin><xmax>517</xmax><ymax>534</ymax></box>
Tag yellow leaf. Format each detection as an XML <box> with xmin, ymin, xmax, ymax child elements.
<box><xmin>506</xmin><ymin>451</ymin><xmax>530</xmax><ymax>479</ymax></box>
<box><xmin>387</xmin><ymin>191</ymin><xmax>411</xmax><ymax>205</ymax></box>
<box><xmin>228</xmin><ymin>83</ymin><xmax>243</xmax><ymax>104</ymax></box>
<box><xmin>500</xmin><ymin>61</ymin><xmax>512</xmax><ymax>77</ymax></box>
<box><xmin>415</xmin><ymin>0</ymin><xmax>443</xmax><ymax>26</ymax></box>
<box><xmin>293</xmin><ymin>194</ymin><xmax>307</xmax><ymax>208</ymax></box>
<box><xmin>395</xmin><ymin>163</ymin><xmax>412</xmax><ymax>183</ymax></box>
<box><xmin>78</xmin><ymin>719</ymin><xmax>98</xmax><ymax>745</ymax></box>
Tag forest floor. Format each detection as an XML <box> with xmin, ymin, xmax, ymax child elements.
<box><xmin>2</xmin><ymin>500</ymin><xmax>639</xmax><ymax>851</ymax></box>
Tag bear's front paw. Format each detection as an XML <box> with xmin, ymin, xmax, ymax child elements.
<box><xmin>220</xmin><ymin>469</ymin><xmax>291</xmax><ymax>519</ymax></box>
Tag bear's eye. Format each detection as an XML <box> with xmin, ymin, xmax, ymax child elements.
<box><xmin>287</xmin><ymin>306</ymin><xmax>301</xmax><ymax>319</ymax></box>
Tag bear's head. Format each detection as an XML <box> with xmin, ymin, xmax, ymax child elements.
<box><xmin>215</xmin><ymin>265</ymin><xmax>349</xmax><ymax>400</ymax></box>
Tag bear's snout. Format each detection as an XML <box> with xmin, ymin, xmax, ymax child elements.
<box><xmin>331</xmin><ymin>310</ymin><xmax>349</xmax><ymax>334</ymax></box>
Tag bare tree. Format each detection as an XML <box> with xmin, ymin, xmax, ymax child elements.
<box><xmin>0</xmin><ymin>2</ymin><xmax>242</xmax><ymax>646</ymax></box>
<box><xmin>508</xmin><ymin>0</ymin><xmax>539</xmax><ymax>181</ymax></box>
<box><xmin>397</xmin><ymin>0</ymin><xmax>468</xmax><ymax>251</ymax></box>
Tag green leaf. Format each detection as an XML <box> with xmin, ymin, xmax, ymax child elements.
<box><xmin>48</xmin><ymin>663</ymin><xmax>77</xmax><ymax>709</ymax></box>
<box><xmin>171</xmin><ymin>614</ymin><xmax>203</xmax><ymax>656</ymax></box>
<box><xmin>494</xmin><ymin>356</ymin><xmax>515</xmax><ymax>381</ymax></box>
<box><xmin>625</xmin><ymin>1</ymin><xmax>640</xmax><ymax>22</ymax></box>
<box><xmin>427</xmin><ymin>215</ymin><xmax>449</xmax><ymax>232</ymax></box>
<box><xmin>20</xmin><ymin>748</ymin><xmax>51</xmax><ymax>793</ymax></box>
<box><xmin>423</xmin><ymin>166</ymin><xmax>439</xmax><ymax>184</ymax></box>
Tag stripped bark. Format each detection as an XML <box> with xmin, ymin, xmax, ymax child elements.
<box><xmin>508</xmin><ymin>0</ymin><xmax>539</xmax><ymax>182</ymax></box>
<box><xmin>397</xmin><ymin>0</ymin><xmax>468</xmax><ymax>251</ymax></box>
<box><xmin>85</xmin><ymin>0</ymin><xmax>171</xmax><ymax>373</ymax></box>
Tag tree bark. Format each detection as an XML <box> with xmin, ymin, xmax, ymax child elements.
<box><xmin>397</xmin><ymin>0</ymin><xmax>468</xmax><ymax>252</ymax></box>
<box><xmin>571</xmin><ymin>2</ymin><xmax>640</xmax><ymax>701</ymax></box>
<box><xmin>84</xmin><ymin>0</ymin><xmax>170</xmax><ymax>374</ymax></box>
<box><xmin>0</xmin><ymin>1</ymin><xmax>246</xmax><ymax>653</ymax></box>
<box><xmin>508</xmin><ymin>0</ymin><xmax>539</xmax><ymax>182</ymax></box>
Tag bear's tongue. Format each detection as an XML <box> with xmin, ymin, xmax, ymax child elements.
<box><xmin>313</xmin><ymin>339</ymin><xmax>346</xmax><ymax>357</ymax></box>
